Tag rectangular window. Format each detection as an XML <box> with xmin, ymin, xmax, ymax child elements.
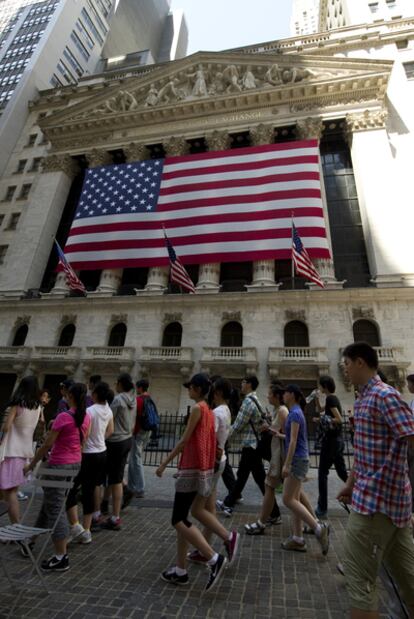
<box><xmin>0</xmin><ymin>245</ymin><xmax>8</xmax><ymax>265</ymax></box>
<box><xmin>76</xmin><ymin>20</ymin><xmax>95</xmax><ymax>50</ymax></box>
<box><xmin>7</xmin><ymin>213</ymin><xmax>20</xmax><ymax>230</ymax></box>
<box><xmin>403</xmin><ymin>62</ymin><xmax>414</xmax><ymax>79</ymax></box>
<box><xmin>3</xmin><ymin>186</ymin><xmax>16</xmax><ymax>201</ymax></box>
<box><xmin>50</xmin><ymin>73</ymin><xmax>64</xmax><ymax>88</ymax></box>
<box><xmin>87</xmin><ymin>1</ymin><xmax>108</xmax><ymax>35</ymax></box>
<box><xmin>30</xmin><ymin>157</ymin><xmax>42</xmax><ymax>172</ymax></box>
<box><xmin>15</xmin><ymin>159</ymin><xmax>27</xmax><ymax>174</ymax></box>
<box><xmin>81</xmin><ymin>8</ymin><xmax>104</xmax><ymax>44</ymax></box>
<box><xmin>386</xmin><ymin>0</ymin><xmax>397</xmax><ymax>7</ymax></box>
<box><xmin>18</xmin><ymin>183</ymin><xmax>31</xmax><ymax>200</ymax></box>
<box><xmin>369</xmin><ymin>2</ymin><xmax>379</xmax><ymax>12</ymax></box>
<box><xmin>70</xmin><ymin>31</ymin><xmax>90</xmax><ymax>61</ymax></box>
<box><xmin>63</xmin><ymin>47</ymin><xmax>84</xmax><ymax>78</ymax></box>
<box><xmin>57</xmin><ymin>60</ymin><xmax>76</xmax><ymax>84</ymax></box>
<box><xmin>26</xmin><ymin>134</ymin><xmax>37</xmax><ymax>147</ymax></box>
<box><xmin>0</xmin><ymin>214</ymin><xmax>4</xmax><ymax>227</ymax></box>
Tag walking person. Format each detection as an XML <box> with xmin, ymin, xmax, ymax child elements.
<box><xmin>66</xmin><ymin>381</ymin><xmax>114</xmax><ymax>544</ymax></box>
<box><xmin>337</xmin><ymin>342</ymin><xmax>414</xmax><ymax>619</ymax></box>
<box><xmin>217</xmin><ymin>376</ymin><xmax>281</xmax><ymax>523</ymax></box>
<box><xmin>23</xmin><ymin>383</ymin><xmax>91</xmax><ymax>572</ymax></box>
<box><xmin>0</xmin><ymin>376</ymin><xmax>41</xmax><ymax>523</ymax></box>
<box><xmin>281</xmin><ymin>384</ymin><xmax>329</xmax><ymax>554</ymax></box>
<box><xmin>101</xmin><ymin>373</ymin><xmax>136</xmax><ymax>531</ymax></box>
<box><xmin>123</xmin><ymin>379</ymin><xmax>155</xmax><ymax>506</ymax></box>
<box><xmin>86</xmin><ymin>375</ymin><xmax>102</xmax><ymax>407</ymax></box>
<box><xmin>156</xmin><ymin>373</ymin><xmax>239</xmax><ymax>592</ymax></box>
<box><xmin>57</xmin><ymin>379</ymin><xmax>74</xmax><ymax>415</ymax></box>
<box><xmin>314</xmin><ymin>376</ymin><xmax>348</xmax><ymax>519</ymax></box>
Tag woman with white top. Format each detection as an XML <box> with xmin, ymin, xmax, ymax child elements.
<box><xmin>0</xmin><ymin>376</ymin><xmax>40</xmax><ymax>523</ymax></box>
<box><xmin>66</xmin><ymin>381</ymin><xmax>114</xmax><ymax>544</ymax></box>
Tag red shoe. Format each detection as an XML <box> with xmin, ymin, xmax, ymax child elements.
<box><xmin>224</xmin><ymin>530</ymin><xmax>240</xmax><ymax>565</ymax></box>
<box><xmin>187</xmin><ymin>550</ymin><xmax>208</xmax><ymax>564</ymax></box>
<box><xmin>100</xmin><ymin>517</ymin><xmax>121</xmax><ymax>531</ymax></box>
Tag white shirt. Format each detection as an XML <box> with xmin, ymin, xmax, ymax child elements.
<box><xmin>411</xmin><ymin>399</ymin><xmax>414</xmax><ymax>415</ymax></box>
<box><xmin>213</xmin><ymin>404</ymin><xmax>231</xmax><ymax>462</ymax></box>
<box><xmin>83</xmin><ymin>403</ymin><xmax>113</xmax><ymax>454</ymax></box>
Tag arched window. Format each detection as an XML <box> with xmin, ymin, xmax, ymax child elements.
<box><xmin>12</xmin><ymin>324</ymin><xmax>28</xmax><ymax>346</ymax></box>
<box><xmin>108</xmin><ymin>323</ymin><xmax>127</xmax><ymax>347</ymax></box>
<box><xmin>284</xmin><ymin>321</ymin><xmax>309</xmax><ymax>347</ymax></box>
<box><xmin>162</xmin><ymin>322</ymin><xmax>182</xmax><ymax>347</ymax></box>
<box><xmin>352</xmin><ymin>320</ymin><xmax>380</xmax><ymax>347</ymax></box>
<box><xmin>220</xmin><ymin>322</ymin><xmax>243</xmax><ymax>347</ymax></box>
<box><xmin>58</xmin><ymin>324</ymin><xmax>76</xmax><ymax>347</ymax></box>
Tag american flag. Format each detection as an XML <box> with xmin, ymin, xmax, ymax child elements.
<box><xmin>163</xmin><ymin>230</ymin><xmax>196</xmax><ymax>293</ymax></box>
<box><xmin>292</xmin><ymin>223</ymin><xmax>325</xmax><ymax>288</ymax></box>
<box><xmin>55</xmin><ymin>240</ymin><xmax>86</xmax><ymax>294</ymax></box>
<box><xmin>64</xmin><ymin>139</ymin><xmax>330</xmax><ymax>269</ymax></box>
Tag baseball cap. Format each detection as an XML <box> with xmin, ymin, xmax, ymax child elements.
<box><xmin>183</xmin><ymin>373</ymin><xmax>211</xmax><ymax>391</ymax></box>
<box><xmin>60</xmin><ymin>379</ymin><xmax>75</xmax><ymax>389</ymax></box>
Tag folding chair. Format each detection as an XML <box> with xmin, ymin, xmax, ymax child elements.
<box><xmin>0</xmin><ymin>464</ymin><xmax>78</xmax><ymax>617</ymax></box>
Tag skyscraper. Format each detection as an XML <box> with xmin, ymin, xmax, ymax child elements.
<box><xmin>290</xmin><ymin>0</ymin><xmax>320</xmax><ymax>36</ymax></box>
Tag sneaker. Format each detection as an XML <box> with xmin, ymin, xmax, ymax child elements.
<box><xmin>68</xmin><ymin>523</ymin><xmax>84</xmax><ymax>543</ymax></box>
<box><xmin>77</xmin><ymin>530</ymin><xmax>92</xmax><ymax>544</ymax></box>
<box><xmin>91</xmin><ymin>515</ymin><xmax>105</xmax><ymax>531</ymax></box>
<box><xmin>316</xmin><ymin>522</ymin><xmax>330</xmax><ymax>556</ymax></box>
<box><xmin>161</xmin><ymin>567</ymin><xmax>189</xmax><ymax>586</ymax></box>
<box><xmin>121</xmin><ymin>487</ymin><xmax>134</xmax><ymax>510</ymax></box>
<box><xmin>235</xmin><ymin>497</ymin><xmax>244</xmax><ymax>504</ymax></box>
<box><xmin>100</xmin><ymin>517</ymin><xmax>121</xmax><ymax>531</ymax></box>
<box><xmin>16</xmin><ymin>540</ymin><xmax>34</xmax><ymax>558</ymax></box>
<box><xmin>303</xmin><ymin>525</ymin><xmax>315</xmax><ymax>535</ymax></box>
<box><xmin>205</xmin><ymin>554</ymin><xmax>227</xmax><ymax>592</ymax></box>
<box><xmin>315</xmin><ymin>507</ymin><xmax>328</xmax><ymax>520</ymax></box>
<box><xmin>245</xmin><ymin>521</ymin><xmax>265</xmax><ymax>536</ymax></box>
<box><xmin>265</xmin><ymin>515</ymin><xmax>282</xmax><ymax>527</ymax></box>
<box><xmin>216</xmin><ymin>500</ymin><xmax>233</xmax><ymax>517</ymax></box>
<box><xmin>41</xmin><ymin>555</ymin><xmax>70</xmax><ymax>572</ymax></box>
<box><xmin>281</xmin><ymin>537</ymin><xmax>307</xmax><ymax>552</ymax></box>
<box><xmin>224</xmin><ymin>531</ymin><xmax>240</xmax><ymax>565</ymax></box>
<box><xmin>17</xmin><ymin>491</ymin><xmax>28</xmax><ymax>501</ymax></box>
<box><xmin>100</xmin><ymin>499</ymin><xmax>109</xmax><ymax>515</ymax></box>
<box><xmin>135</xmin><ymin>492</ymin><xmax>145</xmax><ymax>498</ymax></box>
<box><xmin>187</xmin><ymin>550</ymin><xmax>208</xmax><ymax>564</ymax></box>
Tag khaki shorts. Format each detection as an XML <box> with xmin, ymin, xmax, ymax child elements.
<box><xmin>344</xmin><ymin>510</ymin><xmax>414</xmax><ymax>612</ymax></box>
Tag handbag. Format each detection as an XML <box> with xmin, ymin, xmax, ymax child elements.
<box><xmin>247</xmin><ymin>396</ymin><xmax>272</xmax><ymax>462</ymax></box>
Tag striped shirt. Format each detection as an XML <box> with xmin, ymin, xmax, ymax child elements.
<box><xmin>352</xmin><ymin>376</ymin><xmax>414</xmax><ymax>527</ymax></box>
<box><xmin>228</xmin><ymin>392</ymin><xmax>263</xmax><ymax>449</ymax></box>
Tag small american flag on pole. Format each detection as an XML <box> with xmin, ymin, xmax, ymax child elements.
<box><xmin>163</xmin><ymin>229</ymin><xmax>196</xmax><ymax>293</ymax></box>
<box><xmin>55</xmin><ymin>240</ymin><xmax>86</xmax><ymax>294</ymax></box>
<box><xmin>292</xmin><ymin>222</ymin><xmax>325</xmax><ymax>288</ymax></box>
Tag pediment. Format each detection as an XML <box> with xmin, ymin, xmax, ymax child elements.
<box><xmin>41</xmin><ymin>50</ymin><xmax>392</xmax><ymax>142</ymax></box>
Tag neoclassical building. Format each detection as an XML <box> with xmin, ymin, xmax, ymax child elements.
<box><xmin>0</xmin><ymin>16</ymin><xmax>413</xmax><ymax>413</ymax></box>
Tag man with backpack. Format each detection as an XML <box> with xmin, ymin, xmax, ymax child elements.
<box><xmin>124</xmin><ymin>379</ymin><xmax>159</xmax><ymax>507</ymax></box>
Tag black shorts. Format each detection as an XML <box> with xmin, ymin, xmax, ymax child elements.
<box><xmin>171</xmin><ymin>491</ymin><xmax>197</xmax><ymax>527</ymax></box>
<box><xmin>106</xmin><ymin>438</ymin><xmax>132</xmax><ymax>485</ymax></box>
<box><xmin>66</xmin><ymin>451</ymin><xmax>107</xmax><ymax>514</ymax></box>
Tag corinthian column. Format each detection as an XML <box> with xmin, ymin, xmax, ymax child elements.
<box><xmin>196</xmin><ymin>263</ymin><xmax>221</xmax><ymax>293</ymax></box>
<box><xmin>136</xmin><ymin>266</ymin><xmax>169</xmax><ymax>295</ymax></box>
<box><xmin>164</xmin><ymin>136</ymin><xmax>189</xmax><ymax>157</ymax></box>
<box><xmin>85</xmin><ymin>149</ymin><xmax>113</xmax><ymax>168</ymax></box>
<box><xmin>124</xmin><ymin>143</ymin><xmax>148</xmax><ymax>163</ymax></box>
<box><xmin>295</xmin><ymin>117</ymin><xmax>344</xmax><ymax>289</ymax></box>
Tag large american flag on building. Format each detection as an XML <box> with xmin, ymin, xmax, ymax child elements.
<box><xmin>64</xmin><ymin>139</ymin><xmax>331</xmax><ymax>270</ymax></box>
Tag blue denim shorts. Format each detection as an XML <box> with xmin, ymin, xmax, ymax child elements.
<box><xmin>290</xmin><ymin>456</ymin><xmax>309</xmax><ymax>482</ymax></box>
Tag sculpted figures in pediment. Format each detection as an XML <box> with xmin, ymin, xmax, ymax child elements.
<box><xmin>223</xmin><ymin>65</ymin><xmax>242</xmax><ymax>93</ymax></box>
<box><xmin>144</xmin><ymin>83</ymin><xmax>159</xmax><ymax>107</ymax></box>
<box><xmin>97</xmin><ymin>89</ymin><xmax>138</xmax><ymax>114</ymax></box>
<box><xmin>241</xmin><ymin>66</ymin><xmax>257</xmax><ymax>90</ymax></box>
<box><xmin>186</xmin><ymin>63</ymin><xmax>209</xmax><ymax>97</ymax></box>
<box><xmin>157</xmin><ymin>78</ymin><xmax>184</xmax><ymax>104</ymax></box>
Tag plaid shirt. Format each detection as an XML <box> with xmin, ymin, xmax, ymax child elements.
<box><xmin>228</xmin><ymin>392</ymin><xmax>263</xmax><ymax>449</ymax></box>
<box><xmin>352</xmin><ymin>375</ymin><xmax>414</xmax><ymax>527</ymax></box>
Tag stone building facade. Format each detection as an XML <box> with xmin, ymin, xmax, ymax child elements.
<box><xmin>0</xmin><ymin>16</ymin><xmax>413</xmax><ymax>414</ymax></box>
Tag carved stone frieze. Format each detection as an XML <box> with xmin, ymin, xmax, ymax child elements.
<box><xmin>345</xmin><ymin>109</ymin><xmax>388</xmax><ymax>134</ymax></box>
<box><xmin>163</xmin><ymin>313</ymin><xmax>183</xmax><ymax>324</ymax></box>
<box><xmin>14</xmin><ymin>316</ymin><xmax>31</xmax><ymax>328</ymax></box>
<box><xmin>110</xmin><ymin>314</ymin><xmax>128</xmax><ymax>326</ymax></box>
<box><xmin>296</xmin><ymin>117</ymin><xmax>324</xmax><ymax>140</ymax></box>
<box><xmin>352</xmin><ymin>307</ymin><xmax>375</xmax><ymax>320</ymax></box>
<box><xmin>222</xmin><ymin>312</ymin><xmax>241</xmax><ymax>323</ymax></box>
<box><xmin>41</xmin><ymin>154</ymin><xmax>79</xmax><ymax>177</ymax></box>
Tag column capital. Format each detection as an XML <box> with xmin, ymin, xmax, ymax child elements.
<box><xmin>163</xmin><ymin>136</ymin><xmax>189</xmax><ymax>157</ymax></box>
<box><xmin>249</xmin><ymin>124</ymin><xmax>275</xmax><ymax>146</ymax></box>
<box><xmin>206</xmin><ymin>130</ymin><xmax>231</xmax><ymax>152</ymax></box>
<box><xmin>295</xmin><ymin>117</ymin><xmax>325</xmax><ymax>141</ymax></box>
<box><xmin>308</xmin><ymin>258</ymin><xmax>346</xmax><ymax>290</ymax></box>
<box><xmin>196</xmin><ymin>263</ymin><xmax>221</xmax><ymax>294</ymax></box>
<box><xmin>86</xmin><ymin>148</ymin><xmax>113</xmax><ymax>168</ymax></box>
<box><xmin>124</xmin><ymin>142</ymin><xmax>148</xmax><ymax>162</ymax></box>
<box><xmin>345</xmin><ymin>109</ymin><xmax>388</xmax><ymax>136</ymax></box>
<box><xmin>246</xmin><ymin>260</ymin><xmax>281</xmax><ymax>292</ymax></box>
<box><xmin>41</xmin><ymin>154</ymin><xmax>79</xmax><ymax>178</ymax></box>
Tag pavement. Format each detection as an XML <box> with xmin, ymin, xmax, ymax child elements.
<box><xmin>0</xmin><ymin>466</ymin><xmax>400</xmax><ymax>619</ymax></box>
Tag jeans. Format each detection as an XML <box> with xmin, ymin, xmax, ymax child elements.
<box><xmin>317</xmin><ymin>437</ymin><xmax>348</xmax><ymax>513</ymax></box>
<box><xmin>128</xmin><ymin>431</ymin><xmax>149</xmax><ymax>494</ymax></box>
<box><xmin>224</xmin><ymin>446</ymin><xmax>280</xmax><ymax>518</ymax></box>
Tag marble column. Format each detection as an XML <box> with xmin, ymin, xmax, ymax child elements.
<box><xmin>296</xmin><ymin>117</ymin><xmax>344</xmax><ymax>290</ymax></box>
<box><xmin>137</xmin><ymin>266</ymin><xmax>169</xmax><ymax>295</ymax></box>
<box><xmin>247</xmin><ymin>124</ymin><xmax>280</xmax><ymax>292</ymax></box>
<box><xmin>85</xmin><ymin>148</ymin><xmax>113</xmax><ymax>168</ymax></box>
<box><xmin>196</xmin><ymin>263</ymin><xmax>221</xmax><ymax>293</ymax></box>
<box><xmin>163</xmin><ymin>136</ymin><xmax>189</xmax><ymax>157</ymax></box>
<box><xmin>124</xmin><ymin>143</ymin><xmax>148</xmax><ymax>163</ymax></box>
<box><xmin>206</xmin><ymin>130</ymin><xmax>231</xmax><ymax>152</ymax></box>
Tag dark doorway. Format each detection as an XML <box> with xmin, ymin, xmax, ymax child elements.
<box><xmin>162</xmin><ymin>322</ymin><xmax>183</xmax><ymax>347</ymax></box>
<box><xmin>58</xmin><ymin>324</ymin><xmax>76</xmax><ymax>347</ymax></box>
<box><xmin>220</xmin><ymin>322</ymin><xmax>243</xmax><ymax>347</ymax></box>
<box><xmin>0</xmin><ymin>373</ymin><xmax>17</xmax><ymax>414</ymax></box>
<box><xmin>12</xmin><ymin>324</ymin><xmax>28</xmax><ymax>346</ymax></box>
<box><xmin>42</xmin><ymin>374</ymin><xmax>67</xmax><ymax>423</ymax></box>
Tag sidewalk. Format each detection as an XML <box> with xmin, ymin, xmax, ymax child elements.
<box><xmin>0</xmin><ymin>467</ymin><xmax>397</xmax><ymax>619</ymax></box>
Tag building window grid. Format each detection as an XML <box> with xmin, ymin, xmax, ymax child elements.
<box><xmin>63</xmin><ymin>47</ymin><xmax>84</xmax><ymax>77</ymax></box>
<box><xmin>6</xmin><ymin>213</ymin><xmax>20</xmax><ymax>230</ymax></box>
<box><xmin>76</xmin><ymin>20</ymin><xmax>95</xmax><ymax>50</ymax></box>
<box><xmin>56</xmin><ymin>59</ymin><xmax>76</xmax><ymax>84</ymax></box>
<box><xmin>0</xmin><ymin>245</ymin><xmax>8</xmax><ymax>265</ymax></box>
<box><xmin>70</xmin><ymin>31</ymin><xmax>90</xmax><ymax>61</ymax></box>
<box><xmin>18</xmin><ymin>184</ymin><xmax>32</xmax><ymax>200</ymax></box>
<box><xmin>87</xmin><ymin>1</ymin><xmax>108</xmax><ymax>35</ymax></box>
<box><xmin>30</xmin><ymin>157</ymin><xmax>42</xmax><ymax>172</ymax></box>
<box><xmin>3</xmin><ymin>186</ymin><xmax>17</xmax><ymax>202</ymax></box>
<box><xmin>81</xmin><ymin>8</ymin><xmax>104</xmax><ymax>44</ymax></box>
<box><xmin>15</xmin><ymin>159</ymin><xmax>27</xmax><ymax>174</ymax></box>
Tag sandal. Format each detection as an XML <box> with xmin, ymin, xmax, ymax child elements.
<box><xmin>244</xmin><ymin>521</ymin><xmax>265</xmax><ymax>536</ymax></box>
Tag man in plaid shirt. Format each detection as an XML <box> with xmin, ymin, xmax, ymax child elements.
<box><xmin>216</xmin><ymin>376</ymin><xmax>281</xmax><ymax>521</ymax></box>
<box><xmin>337</xmin><ymin>342</ymin><xmax>414</xmax><ymax>618</ymax></box>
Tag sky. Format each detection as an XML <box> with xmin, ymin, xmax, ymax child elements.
<box><xmin>170</xmin><ymin>0</ymin><xmax>294</xmax><ymax>55</ymax></box>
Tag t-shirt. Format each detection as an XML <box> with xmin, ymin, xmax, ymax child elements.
<box><xmin>83</xmin><ymin>403</ymin><xmax>113</xmax><ymax>454</ymax></box>
<box><xmin>213</xmin><ymin>404</ymin><xmax>231</xmax><ymax>462</ymax></box>
<box><xmin>323</xmin><ymin>394</ymin><xmax>343</xmax><ymax>438</ymax></box>
<box><xmin>49</xmin><ymin>409</ymin><xmax>91</xmax><ymax>465</ymax></box>
<box><xmin>285</xmin><ymin>404</ymin><xmax>308</xmax><ymax>459</ymax></box>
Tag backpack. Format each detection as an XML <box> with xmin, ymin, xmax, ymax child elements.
<box><xmin>141</xmin><ymin>395</ymin><xmax>160</xmax><ymax>432</ymax></box>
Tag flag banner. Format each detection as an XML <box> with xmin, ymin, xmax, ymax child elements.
<box><xmin>292</xmin><ymin>223</ymin><xmax>325</xmax><ymax>288</ymax></box>
<box><xmin>164</xmin><ymin>231</ymin><xmax>196</xmax><ymax>293</ymax></box>
<box><xmin>64</xmin><ymin>139</ymin><xmax>331</xmax><ymax>270</ymax></box>
<box><xmin>55</xmin><ymin>240</ymin><xmax>86</xmax><ymax>293</ymax></box>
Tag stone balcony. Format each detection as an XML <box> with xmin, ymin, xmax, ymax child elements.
<box><xmin>83</xmin><ymin>346</ymin><xmax>135</xmax><ymax>373</ymax></box>
<box><xmin>140</xmin><ymin>347</ymin><xmax>194</xmax><ymax>377</ymax></box>
<box><xmin>31</xmin><ymin>346</ymin><xmax>82</xmax><ymax>374</ymax></box>
<box><xmin>338</xmin><ymin>346</ymin><xmax>410</xmax><ymax>390</ymax></box>
<box><xmin>0</xmin><ymin>346</ymin><xmax>32</xmax><ymax>373</ymax></box>
<box><xmin>201</xmin><ymin>347</ymin><xmax>258</xmax><ymax>375</ymax></box>
<box><xmin>268</xmin><ymin>347</ymin><xmax>329</xmax><ymax>380</ymax></box>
